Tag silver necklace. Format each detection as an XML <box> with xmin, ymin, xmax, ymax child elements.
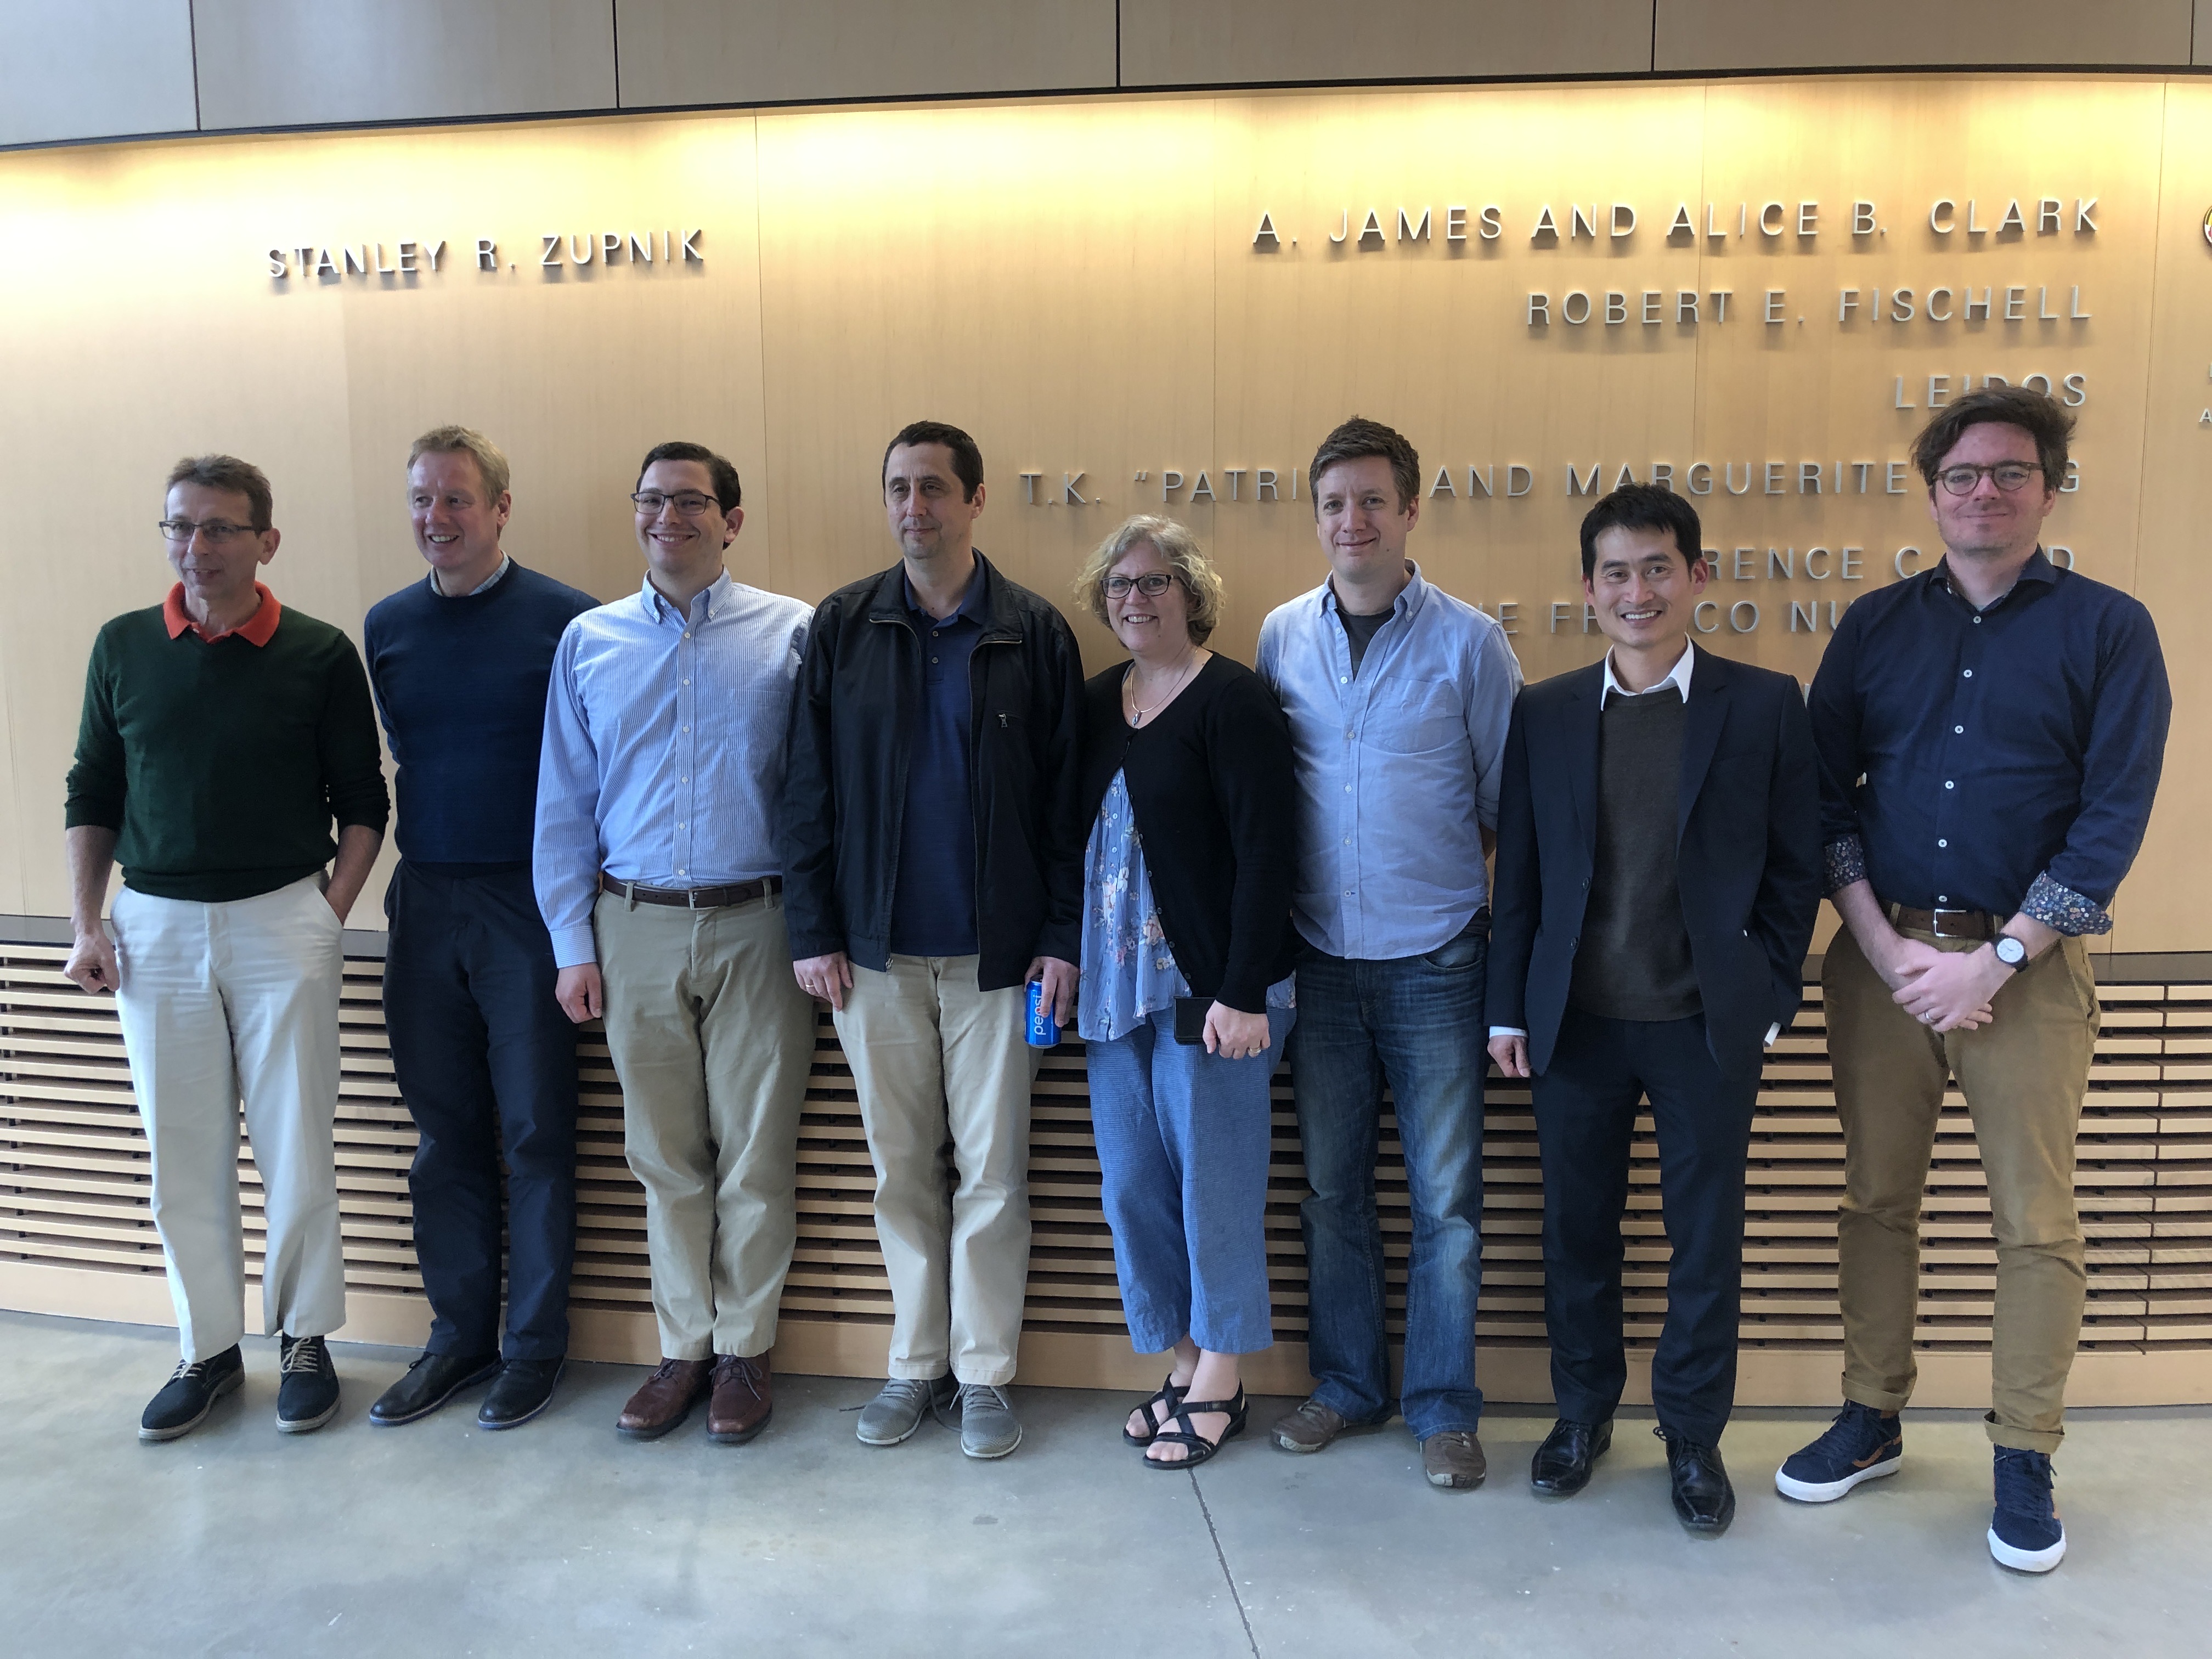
<box><xmin>1124</xmin><ymin>652</ymin><xmax>1198</xmax><ymax>726</ymax></box>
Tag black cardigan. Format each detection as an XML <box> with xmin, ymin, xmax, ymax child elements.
<box><xmin>1077</xmin><ymin>653</ymin><xmax>1299</xmax><ymax>1014</ymax></box>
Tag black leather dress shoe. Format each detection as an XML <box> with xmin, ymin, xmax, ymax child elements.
<box><xmin>1530</xmin><ymin>1418</ymin><xmax>1613</xmax><ymax>1496</ymax></box>
<box><xmin>1661</xmin><ymin>1430</ymin><xmax>1736</xmax><ymax>1534</ymax></box>
<box><xmin>369</xmin><ymin>1350</ymin><xmax>500</xmax><ymax>1426</ymax></box>
<box><xmin>479</xmin><ymin>1358</ymin><xmax>566</xmax><ymax>1430</ymax></box>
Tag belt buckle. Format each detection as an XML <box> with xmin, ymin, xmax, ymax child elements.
<box><xmin>1931</xmin><ymin>907</ymin><xmax>1975</xmax><ymax>939</ymax></box>
<box><xmin>686</xmin><ymin>887</ymin><xmax>705</xmax><ymax>910</ymax></box>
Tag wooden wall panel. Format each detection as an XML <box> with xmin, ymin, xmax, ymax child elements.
<box><xmin>1655</xmin><ymin>1</ymin><xmax>2194</xmax><ymax>72</ymax></box>
<box><xmin>616</xmin><ymin>1</ymin><xmax>1116</xmax><ymax>109</ymax></box>
<box><xmin>192</xmin><ymin>0</ymin><xmax>617</xmax><ymax>130</ymax></box>
<box><xmin>5</xmin><ymin>941</ymin><xmax>2207</xmax><ymax>1402</ymax></box>
<box><xmin>1118</xmin><ymin>1</ymin><xmax>1655</xmax><ymax>87</ymax></box>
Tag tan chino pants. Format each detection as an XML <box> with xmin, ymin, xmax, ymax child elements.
<box><xmin>834</xmin><ymin>955</ymin><xmax>1039</xmax><ymax>1386</ymax></box>
<box><xmin>596</xmin><ymin>889</ymin><xmax>816</xmax><ymax>1361</ymax></box>
<box><xmin>1824</xmin><ymin>922</ymin><xmax>2100</xmax><ymax>1453</ymax></box>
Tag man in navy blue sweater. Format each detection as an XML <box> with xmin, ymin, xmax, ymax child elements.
<box><xmin>363</xmin><ymin>426</ymin><xmax>597</xmax><ymax>1431</ymax></box>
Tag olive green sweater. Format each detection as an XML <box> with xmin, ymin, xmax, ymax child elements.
<box><xmin>65</xmin><ymin>602</ymin><xmax>390</xmax><ymax>901</ymax></box>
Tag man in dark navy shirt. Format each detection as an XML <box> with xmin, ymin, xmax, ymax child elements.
<box><xmin>1782</xmin><ymin>386</ymin><xmax>2170</xmax><ymax>1575</ymax></box>
<box><xmin>363</xmin><ymin>427</ymin><xmax>596</xmax><ymax>1433</ymax></box>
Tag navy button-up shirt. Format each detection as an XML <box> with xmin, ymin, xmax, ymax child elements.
<box><xmin>887</xmin><ymin>563</ymin><xmax>987</xmax><ymax>957</ymax></box>
<box><xmin>1807</xmin><ymin>550</ymin><xmax>2169</xmax><ymax>935</ymax></box>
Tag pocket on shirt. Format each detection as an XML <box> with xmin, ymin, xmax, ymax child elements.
<box><xmin>1366</xmin><ymin>684</ymin><xmax>1464</xmax><ymax>757</ymax></box>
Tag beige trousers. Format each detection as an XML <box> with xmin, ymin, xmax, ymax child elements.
<box><xmin>596</xmin><ymin>889</ymin><xmax>816</xmax><ymax>1361</ymax></box>
<box><xmin>1824</xmin><ymin>923</ymin><xmax>2100</xmax><ymax>1453</ymax></box>
<box><xmin>110</xmin><ymin>875</ymin><xmax>348</xmax><ymax>1362</ymax></box>
<box><xmin>834</xmin><ymin>955</ymin><xmax>1039</xmax><ymax>1385</ymax></box>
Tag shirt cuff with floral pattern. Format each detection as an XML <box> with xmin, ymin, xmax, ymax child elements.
<box><xmin>2019</xmin><ymin>872</ymin><xmax>2114</xmax><ymax>936</ymax></box>
<box><xmin>1822</xmin><ymin>834</ymin><xmax>1867</xmax><ymax>897</ymax></box>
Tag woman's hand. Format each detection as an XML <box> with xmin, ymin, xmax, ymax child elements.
<box><xmin>1204</xmin><ymin>1002</ymin><xmax>1273</xmax><ymax>1060</ymax></box>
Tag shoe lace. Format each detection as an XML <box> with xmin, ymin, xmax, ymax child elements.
<box><xmin>280</xmin><ymin>1336</ymin><xmax>327</xmax><ymax>1375</ymax></box>
<box><xmin>1807</xmin><ymin>1401</ymin><xmax>1884</xmax><ymax>1457</ymax></box>
<box><xmin>960</xmin><ymin>1383</ymin><xmax>1011</xmax><ymax>1413</ymax></box>
<box><xmin>167</xmin><ymin>1356</ymin><xmax>210</xmax><ymax>1383</ymax></box>
<box><xmin>1993</xmin><ymin>1449</ymin><xmax>2057</xmax><ymax>1522</ymax></box>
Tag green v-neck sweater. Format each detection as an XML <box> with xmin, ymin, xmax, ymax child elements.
<box><xmin>65</xmin><ymin>603</ymin><xmax>391</xmax><ymax>902</ymax></box>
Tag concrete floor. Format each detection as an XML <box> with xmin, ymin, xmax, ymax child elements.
<box><xmin>2</xmin><ymin>1311</ymin><xmax>2205</xmax><ymax>1657</ymax></box>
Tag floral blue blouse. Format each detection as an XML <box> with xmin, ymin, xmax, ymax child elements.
<box><xmin>1078</xmin><ymin>769</ymin><xmax>1293</xmax><ymax>1043</ymax></box>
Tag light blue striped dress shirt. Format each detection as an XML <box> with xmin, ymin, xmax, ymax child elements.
<box><xmin>1256</xmin><ymin>561</ymin><xmax>1523</xmax><ymax>961</ymax></box>
<box><xmin>534</xmin><ymin>570</ymin><xmax>812</xmax><ymax>969</ymax></box>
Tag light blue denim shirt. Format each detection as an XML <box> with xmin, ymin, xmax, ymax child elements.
<box><xmin>534</xmin><ymin>569</ymin><xmax>812</xmax><ymax>969</ymax></box>
<box><xmin>1256</xmin><ymin>561</ymin><xmax>1522</xmax><ymax>962</ymax></box>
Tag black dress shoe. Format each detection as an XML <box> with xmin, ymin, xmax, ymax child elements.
<box><xmin>1530</xmin><ymin>1418</ymin><xmax>1613</xmax><ymax>1496</ymax></box>
<box><xmin>1661</xmin><ymin>1429</ymin><xmax>1736</xmax><ymax>1534</ymax></box>
<box><xmin>479</xmin><ymin>1358</ymin><xmax>566</xmax><ymax>1431</ymax></box>
<box><xmin>369</xmin><ymin>1350</ymin><xmax>500</xmax><ymax>1426</ymax></box>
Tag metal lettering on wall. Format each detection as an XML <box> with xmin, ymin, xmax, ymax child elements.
<box><xmin>264</xmin><ymin>229</ymin><xmax>706</xmax><ymax>279</ymax></box>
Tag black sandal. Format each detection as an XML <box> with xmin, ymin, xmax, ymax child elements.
<box><xmin>1123</xmin><ymin>1375</ymin><xmax>1188</xmax><ymax>1447</ymax></box>
<box><xmin>1144</xmin><ymin>1386</ymin><xmax>1249</xmax><ymax>1470</ymax></box>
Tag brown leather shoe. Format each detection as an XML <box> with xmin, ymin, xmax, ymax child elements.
<box><xmin>1421</xmin><ymin>1429</ymin><xmax>1488</xmax><ymax>1489</ymax></box>
<box><xmin>616</xmin><ymin>1357</ymin><xmax>710</xmax><ymax>1440</ymax></box>
<box><xmin>1271</xmin><ymin>1397</ymin><xmax>1352</xmax><ymax>1454</ymax></box>
<box><xmin>707</xmin><ymin>1352</ymin><xmax>773</xmax><ymax>1446</ymax></box>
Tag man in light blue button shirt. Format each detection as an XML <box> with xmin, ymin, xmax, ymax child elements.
<box><xmin>535</xmin><ymin>441</ymin><xmax>815</xmax><ymax>1447</ymax></box>
<box><xmin>1256</xmin><ymin>417</ymin><xmax>1522</xmax><ymax>1490</ymax></box>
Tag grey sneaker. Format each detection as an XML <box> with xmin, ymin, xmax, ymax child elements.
<box><xmin>856</xmin><ymin>1375</ymin><xmax>956</xmax><ymax>1447</ymax></box>
<box><xmin>945</xmin><ymin>1382</ymin><xmax>1023</xmax><ymax>1460</ymax></box>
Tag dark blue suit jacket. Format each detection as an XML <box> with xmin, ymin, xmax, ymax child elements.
<box><xmin>1487</xmin><ymin>645</ymin><xmax>1823</xmax><ymax>1081</ymax></box>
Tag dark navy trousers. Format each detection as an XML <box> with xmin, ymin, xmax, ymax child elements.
<box><xmin>1532</xmin><ymin>1007</ymin><xmax>1758</xmax><ymax>1446</ymax></box>
<box><xmin>382</xmin><ymin>863</ymin><xmax>579</xmax><ymax>1361</ymax></box>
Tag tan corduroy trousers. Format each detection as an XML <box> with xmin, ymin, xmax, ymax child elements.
<box><xmin>1824</xmin><ymin>923</ymin><xmax>2100</xmax><ymax>1453</ymax></box>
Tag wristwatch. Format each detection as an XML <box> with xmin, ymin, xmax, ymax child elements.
<box><xmin>1993</xmin><ymin>935</ymin><xmax>2028</xmax><ymax>971</ymax></box>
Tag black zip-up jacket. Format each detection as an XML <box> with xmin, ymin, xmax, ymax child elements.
<box><xmin>780</xmin><ymin>552</ymin><xmax>1086</xmax><ymax>992</ymax></box>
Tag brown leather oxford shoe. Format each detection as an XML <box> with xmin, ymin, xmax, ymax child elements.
<box><xmin>707</xmin><ymin>1352</ymin><xmax>774</xmax><ymax>1446</ymax></box>
<box><xmin>616</xmin><ymin>1357</ymin><xmax>711</xmax><ymax>1440</ymax></box>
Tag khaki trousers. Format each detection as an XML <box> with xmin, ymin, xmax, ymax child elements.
<box><xmin>834</xmin><ymin>955</ymin><xmax>1038</xmax><ymax>1386</ymax></box>
<box><xmin>596</xmin><ymin>889</ymin><xmax>815</xmax><ymax>1361</ymax></box>
<box><xmin>110</xmin><ymin>876</ymin><xmax>348</xmax><ymax>1362</ymax></box>
<box><xmin>1824</xmin><ymin>923</ymin><xmax>2100</xmax><ymax>1452</ymax></box>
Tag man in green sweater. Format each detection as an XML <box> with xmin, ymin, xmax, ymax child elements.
<box><xmin>64</xmin><ymin>454</ymin><xmax>390</xmax><ymax>1443</ymax></box>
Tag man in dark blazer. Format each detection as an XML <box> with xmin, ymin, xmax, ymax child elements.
<box><xmin>1488</xmin><ymin>482</ymin><xmax>1821</xmax><ymax>1533</ymax></box>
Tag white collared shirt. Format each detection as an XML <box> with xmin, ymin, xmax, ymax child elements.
<box><xmin>427</xmin><ymin>554</ymin><xmax>513</xmax><ymax>597</ymax></box>
<box><xmin>1598</xmin><ymin>635</ymin><xmax>1695</xmax><ymax>706</ymax></box>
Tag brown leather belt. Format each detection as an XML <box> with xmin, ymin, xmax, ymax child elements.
<box><xmin>1888</xmin><ymin>902</ymin><xmax>1999</xmax><ymax>940</ymax></box>
<box><xmin>601</xmin><ymin>873</ymin><xmax>780</xmax><ymax>910</ymax></box>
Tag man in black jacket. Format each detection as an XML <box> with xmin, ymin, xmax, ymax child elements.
<box><xmin>781</xmin><ymin>420</ymin><xmax>1085</xmax><ymax>1460</ymax></box>
<box><xmin>1488</xmin><ymin>483</ymin><xmax>1821</xmax><ymax>1533</ymax></box>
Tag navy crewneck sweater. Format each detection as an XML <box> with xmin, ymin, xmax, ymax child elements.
<box><xmin>365</xmin><ymin>562</ymin><xmax>598</xmax><ymax>868</ymax></box>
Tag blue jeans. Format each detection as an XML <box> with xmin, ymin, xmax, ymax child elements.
<box><xmin>1290</xmin><ymin>927</ymin><xmax>1486</xmax><ymax>1438</ymax></box>
<box><xmin>1086</xmin><ymin>1005</ymin><xmax>1293</xmax><ymax>1356</ymax></box>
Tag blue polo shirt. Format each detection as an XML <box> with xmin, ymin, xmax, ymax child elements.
<box><xmin>887</xmin><ymin>564</ymin><xmax>988</xmax><ymax>957</ymax></box>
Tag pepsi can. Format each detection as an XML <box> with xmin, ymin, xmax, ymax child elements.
<box><xmin>1025</xmin><ymin>978</ymin><xmax>1059</xmax><ymax>1048</ymax></box>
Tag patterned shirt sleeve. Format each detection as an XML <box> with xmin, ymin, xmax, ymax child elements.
<box><xmin>2019</xmin><ymin>871</ymin><xmax>2113</xmax><ymax>937</ymax></box>
<box><xmin>1822</xmin><ymin>832</ymin><xmax>1866</xmax><ymax>898</ymax></box>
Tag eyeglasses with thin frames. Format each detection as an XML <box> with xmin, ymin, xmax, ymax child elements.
<box><xmin>630</xmin><ymin>490</ymin><xmax>719</xmax><ymax>517</ymax></box>
<box><xmin>1936</xmin><ymin>462</ymin><xmax>2046</xmax><ymax>496</ymax></box>
<box><xmin>1104</xmin><ymin>572</ymin><xmax>1177</xmax><ymax>599</ymax></box>
<box><xmin>157</xmin><ymin>519</ymin><xmax>261</xmax><ymax>544</ymax></box>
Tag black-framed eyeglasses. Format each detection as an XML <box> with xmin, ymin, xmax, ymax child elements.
<box><xmin>630</xmin><ymin>490</ymin><xmax>719</xmax><ymax>516</ymax></box>
<box><xmin>1104</xmin><ymin>572</ymin><xmax>1177</xmax><ymax>599</ymax></box>
<box><xmin>157</xmin><ymin>518</ymin><xmax>259</xmax><ymax>544</ymax></box>
<box><xmin>1937</xmin><ymin>462</ymin><xmax>2045</xmax><ymax>496</ymax></box>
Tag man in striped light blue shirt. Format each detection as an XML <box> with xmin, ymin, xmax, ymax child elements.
<box><xmin>1256</xmin><ymin>416</ymin><xmax>1522</xmax><ymax>1492</ymax></box>
<box><xmin>535</xmin><ymin>441</ymin><xmax>815</xmax><ymax>1449</ymax></box>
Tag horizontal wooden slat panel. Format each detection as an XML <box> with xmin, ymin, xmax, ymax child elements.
<box><xmin>4</xmin><ymin>939</ymin><xmax>2211</xmax><ymax>1400</ymax></box>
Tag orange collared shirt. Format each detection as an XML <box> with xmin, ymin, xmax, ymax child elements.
<box><xmin>163</xmin><ymin>581</ymin><xmax>282</xmax><ymax>646</ymax></box>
